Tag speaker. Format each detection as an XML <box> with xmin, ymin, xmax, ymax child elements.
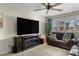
<box><xmin>12</xmin><ymin>36</ymin><xmax>23</xmax><ymax>53</ymax></box>
<box><xmin>12</xmin><ymin>46</ymin><xmax>17</xmax><ymax>53</ymax></box>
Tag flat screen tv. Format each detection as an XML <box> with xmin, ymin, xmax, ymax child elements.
<box><xmin>17</xmin><ymin>17</ymin><xmax>39</xmax><ymax>35</ymax></box>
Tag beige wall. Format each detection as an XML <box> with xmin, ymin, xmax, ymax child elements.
<box><xmin>0</xmin><ymin>6</ymin><xmax>46</xmax><ymax>55</ymax></box>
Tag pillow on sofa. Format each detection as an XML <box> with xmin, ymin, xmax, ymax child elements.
<box><xmin>63</xmin><ymin>33</ymin><xmax>71</xmax><ymax>42</ymax></box>
<box><xmin>77</xmin><ymin>42</ymin><xmax>79</xmax><ymax>47</ymax></box>
<box><xmin>50</xmin><ymin>34</ymin><xmax>57</xmax><ymax>41</ymax></box>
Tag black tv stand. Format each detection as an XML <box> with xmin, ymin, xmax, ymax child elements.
<box><xmin>12</xmin><ymin>35</ymin><xmax>43</xmax><ymax>53</ymax></box>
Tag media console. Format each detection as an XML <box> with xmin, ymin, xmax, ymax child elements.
<box><xmin>12</xmin><ymin>35</ymin><xmax>43</xmax><ymax>53</ymax></box>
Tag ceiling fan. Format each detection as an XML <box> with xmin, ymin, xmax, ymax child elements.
<box><xmin>34</xmin><ymin>3</ymin><xmax>62</xmax><ymax>14</ymax></box>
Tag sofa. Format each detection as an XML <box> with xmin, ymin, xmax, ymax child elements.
<box><xmin>47</xmin><ymin>32</ymin><xmax>75</xmax><ymax>50</ymax></box>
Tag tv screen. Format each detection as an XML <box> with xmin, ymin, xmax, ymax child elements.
<box><xmin>17</xmin><ymin>17</ymin><xmax>39</xmax><ymax>35</ymax></box>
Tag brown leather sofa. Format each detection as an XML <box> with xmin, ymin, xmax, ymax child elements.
<box><xmin>47</xmin><ymin>32</ymin><xmax>75</xmax><ymax>50</ymax></box>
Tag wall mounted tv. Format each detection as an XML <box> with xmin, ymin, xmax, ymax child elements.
<box><xmin>17</xmin><ymin>17</ymin><xmax>39</xmax><ymax>35</ymax></box>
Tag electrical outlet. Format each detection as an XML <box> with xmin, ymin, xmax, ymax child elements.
<box><xmin>8</xmin><ymin>45</ymin><xmax>12</xmax><ymax>48</ymax></box>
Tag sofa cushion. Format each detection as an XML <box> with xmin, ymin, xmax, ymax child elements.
<box><xmin>52</xmin><ymin>32</ymin><xmax>64</xmax><ymax>40</ymax></box>
<box><xmin>49</xmin><ymin>34</ymin><xmax>57</xmax><ymax>41</ymax></box>
<box><xmin>52</xmin><ymin>32</ymin><xmax>74</xmax><ymax>40</ymax></box>
<box><xmin>62</xmin><ymin>33</ymin><xmax>71</xmax><ymax>42</ymax></box>
<box><xmin>56</xmin><ymin>40</ymin><xmax>65</xmax><ymax>43</ymax></box>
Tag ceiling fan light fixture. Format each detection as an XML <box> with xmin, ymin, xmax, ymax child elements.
<box><xmin>34</xmin><ymin>3</ymin><xmax>62</xmax><ymax>14</ymax></box>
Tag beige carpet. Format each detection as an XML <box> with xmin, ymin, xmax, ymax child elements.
<box><xmin>12</xmin><ymin>44</ymin><xmax>69</xmax><ymax>56</ymax></box>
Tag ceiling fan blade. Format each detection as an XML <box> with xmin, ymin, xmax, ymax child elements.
<box><xmin>42</xmin><ymin>3</ymin><xmax>47</xmax><ymax>8</ymax></box>
<box><xmin>51</xmin><ymin>8</ymin><xmax>62</xmax><ymax>11</ymax></box>
<box><xmin>52</xmin><ymin>3</ymin><xmax>62</xmax><ymax>7</ymax></box>
<box><xmin>34</xmin><ymin>8</ymin><xmax>46</xmax><ymax>11</ymax></box>
<box><xmin>46</xmin><ymin>10</ymin><xmax>48</xmax><ymax>14</ymax></box>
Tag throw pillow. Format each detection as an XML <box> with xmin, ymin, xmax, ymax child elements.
<box><xmin>63</xmin><ymin>33</ymin><xmax>71</xmax><ymax>42</ymax></box>
<box><xmin>50</xmin><ymin>34</ymin><xmax>57</xmax><ymax>41</ymax></box>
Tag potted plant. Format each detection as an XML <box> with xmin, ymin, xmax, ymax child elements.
<box><xmin>44</xmin><ymin>19</ymin><xmax>52</xmax><ymax>44</ymax></box>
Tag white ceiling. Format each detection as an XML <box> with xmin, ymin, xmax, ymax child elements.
<box><xmin>0</xmin><ymin>3</ymin><xmax>79</xmax><ymax>16</ymax></box>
